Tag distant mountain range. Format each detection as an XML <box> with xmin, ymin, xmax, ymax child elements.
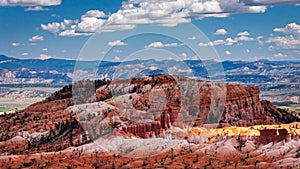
<box><xmin>1</xmin><ymin>54</ymin><xmax>299</xmax><ymax>86</ymax></box>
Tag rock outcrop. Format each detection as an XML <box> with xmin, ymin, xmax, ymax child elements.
<box><xmin>0</xmin><ymin>75</ymin><xmax>299</xmax><ymax>155</ymax></box>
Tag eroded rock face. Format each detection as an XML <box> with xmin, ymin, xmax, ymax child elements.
<box><xmin>1</xmin><ymin>75</ymin><xmax>298</xmax><ymax>155</ymax></box>
<box><xmin>261</xmin><ymin>100</ymin><xmax>299</xmax><ymax>124</ymax></box>
<box><xmin>221</xmin><ymin>84</ymin><xmax>267</xmax><ymax>126</ymax></box>
<box><xmin>122</xmin><ymin>121</ymin><xmax>163</xmax><ymax>138</ymax></box>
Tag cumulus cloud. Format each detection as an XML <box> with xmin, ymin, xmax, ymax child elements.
<box><xmin>273</xmin><ymin>22</ymin><xmax>300</xmax><ymax>37</ymax></box>
<box><xmin>41</xmin><ymin>0</ymin><xmax>299</xmax><ymax>36</ymax></box>
<box><xmin>145</xmin><ymin>41</ymin><xmax>183</xmax><ymax>48</ymax></box>
<box><xmin>21</xmin><ymin>52</ymin><xmax>29</xmax><ymax>56</ymax></box>
<box><xmin>42</xmin><ymin>48</ymin><xmax>48</xmax><ymax>51</ymax></box>
<box><xmin>188</xmin><ymin>36</ymin><xmax>197</xmax><ymax>40</ymax></box>
<box><xmin>76</xmin><ymin>12</ymin><xmax>106</xmax><ymax>33</ymax></box>
<box><xmin>198</xmin><ymin>39</ymin><xmax>223</xmax><ymax>47</ymax></box>
<box><xmin>223</xmin><ymin>38</ymin><xmax>237</xmax><ymax>45</ymax></box>
<box><xmin>41</xmin><ymin>19</ymin><xmax>75</xmax><ymax>34</ymax></box>
<box><xmin>28</xmin><ymin>35</ymin><xmax>44</xmax><ymax>42</ymax></box>
<box><xmin>199</xmin><ymin>38</ymin><xmax>239</xmax><ymax>46</ymax></box>
<box><xmin>225</xmin><ymin>50</ymin><xmax>232</xmax><ymax>55</ymax></box>
<box><xmin>257</xmin><ymin>36</ymin><xmax>264</xmax><ymax>45</ymax></box>
<box><xmin>199</xmin><ymin>32</ymin><xmax>255</xmax><ymax>47</ymax></box>
<box><xmin>59</xmin><ymin>29</ymin><xmax>91</xmax><ymax>36</ymax></box>
<box><xmin>12</xmin><ymin>42</ymin><xmax>20</xmax><ymax>46</ymax></box>
<box><xmin>107</xmin><ymin>40</ymin><xmax>127</xmax><ymax>47</ymax></box>
<box><xmin>236</xmin><ymin>35</ymin><xmax>254</xmax><ymax>41</ymax></box>
<box><xmin>82</xmin><ymin>10</ymin><xmax>106</xmax><ymax>18</ymax></box>
<box><xmin>191</xmin><ymin>55</ymin><xmax>199</xmax><ymax>60</ymax></box>
<box><xmin>24</xmin><ymin>6</ymin><xmax>49</xmax><ymax>11</ymax></box>
<box><xmin>180</xmin><ymin>52</ymin><xmax>188</xmax><ymax>60</ymax></box>
<box><xmin>267</xmin><ymin>22</ymin><xmax>300</xmax><ymax>49</ymax></box>
<box><xmin>274</xmin><ymin>53</ymin><xmax>288</xmax><ymax>58</ymax></box>
<box><xmin>214</xmin><ymin>28</ymin><xmax>227</xmax><ymax>35</ymax></box>
<box><xmin>40</xmin><ymin>54</ymin><xmax>52</xmax><ymax>60</ymax></box>
<box><xmin>237</xmin><ymin>31</ymin><xmax>250</xmax><ymax>36</ymax></box>
<box><xmin>42</xmin><ymin>10</ymin><xmax>108</xmax><ymax>36</ymax></box>
<box><xmin>0</xmin><ymin>0</ymin><xmax>61</xmax><ymax>6</ymax></box>
<box><xmin>113</xmin><ymin>56</ymin><xmax>121</xmax><ymax>62</ymax></box>
<box><xmin>103</xmin><ymin>0</ymin><xmax>267</xmax><ymax>28</ymax></box>
<box><xmin>267</xmin><ymin>35</ymin><xmax>300</xmax><ymax>49</ymax></box>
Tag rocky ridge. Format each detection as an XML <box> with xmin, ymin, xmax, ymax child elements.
<box><xmin>0</xmin><ymin>75</ymin><xmax>298</xmax><ymax>155</ymax></box>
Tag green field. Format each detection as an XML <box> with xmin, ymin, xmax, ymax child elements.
<box><xmin>0</xmin><ymin>107</ymin><xmax>9</xmax><ymax>112</ymax></box>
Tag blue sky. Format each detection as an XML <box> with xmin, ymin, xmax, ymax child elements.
<box><xmin>0</xmin><ymin>0</ymin><xmax>300</xmax><ymax>61</ymax></box>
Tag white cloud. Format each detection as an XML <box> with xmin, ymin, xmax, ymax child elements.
<box><xmin>107</xmin><ymin>40</ymin><xmax>127</xmax><ymax>47</ymax></box>
<box><xmin>42</xmin><ymin>10</ymin><xmax>108</xmax><ymax>36</ymax></box>
<box><xmin>103</xmin><ymin>0</ymin><xmax>265</xmax><ymax>26</ymax></box>
<box><xmin>0</xmin><ymin>0</ymin><xmax>61</xmax><ymax>6</ymax></box>
<box><xmin>51</xmin><ymin>13</ymin><xmax>60</xmax><ymax>18</ymax></box>
<box><xmin>274</xmin><ymin>53</ymin><xmax>288</xmax><ymax>58</ymax></box>
<box><xmin>42</xmin><ymin>48</ymin><xmax>48</xmax><ymax>51</ymax></box>
<box><xmin>199</xmin><ymin>40</ymin><xmax>224</xmax><ymax>47</ymax></box>
<box><xmin>180</xmin><ymin>52</ymin><xmax>187</xmax><ymax>60</ymax></box>
<box><xmin>83</xmin><ymin>10</ymin><xmax>106</xmax><ymax>18</ymax></box>
<box><xmin>41</xmin><ymin>19</ymin><xmax>75</xmax><ymax>34</ymax></box>
<box><xmin>273</xmin><ymin>22</ymin><xmax>300</xmax><ymax>34</ymax></box>
<box><xmin>191</xmin><ymin>55</ymin><xmax>199</xmax><ymax>60</ymax></box>
<box><xmin>42</xmin><ymin>0</ymin><xmax>297</xmax><ymax>36</ymax></box>
<box><xmin>105</xmin><ymin>1</ymin><xmax>190</xmax><ymax>28</ymax></box>
<box><xmin>237</xmin><ymin>31</ymin><xmax>250</xmax><ymax>36</ymax></box>
<box><xmin>199</xmin><ymin>37</ymin><xmax>240</xmax><ymax>46</ymax></box>
<box><xmin>267</xmin><ymin>23</ymin><xmax>300</xmax><ymax>49</ymax></box>
<box><xmin>113</xmin><ymin>56</ymin><xmax>121</xmax><ymax>62</ymax></box>
<box><xmin>188</xmin><ymin>36</ymin><xmax>197</xmax><ymax>40</ymax></box>
<box><xmin>225</xmin><ymin>50</ymin><xmax>232</xmax><ymax>55</ymax></box>
<box><xmin>28</xmin><ymin>35</ymin><xmax>44</xmax><ymax>42</ymax></box>
<box><xmin>12</xmin><ymin>42</ymin><xmax>20</xmax><ymax>46</ymax></box>
<box><xmin>245</xmin><ymin>49</ymin><xmax>250</xmax><ymax>53</ymax></box>
<box><xmin>256</xmin><ymin>36</ymin><xmax>264</xmax><ymax>45</ymax></box>
<box><xmin>59</xmin><ymin>29</ymin><xmax>92</xmax><ymax>37</ymax></box>
<box><xmin>40</xmin><ymin>54</ymin><xmax>52</xmax><ymax>60</ymax></box>
<box><xmin>76</xmin><ymin>14</ymin><xmax>106</xmax><ymax>33</ymax></box>
<box><xmin>225</xmin><ymin>37</ymin><xmax>239</xmax><ymax>45</ymax></box>
<box><xmin>267</xmin><ymin>35</ymin><xmax>300</xmax><ymax>49</ymax></box>
<box><xmin>145</xmin><ymin>41</ymin><xmax>183</xmax><ymax>48</ymax></box>
<box><xmin>236</xmin><ymin>35</ymin><xmax>254</xmax><ymax>41</ymax></box>
<box><xmin>21</xmin><ymin>52</ymin><xmax>29</xmax><ymax>56</ymax></box>
<box><xmin>199</xmin><ymin>33</ymin><xmax>254</xmax><ymax>47</ymax></box>
<box><xmin>214</xmin><ymin>28</ymin><xmax>227</xmax><ymax>35</ymax></box>
<box><xmin>200</xmin><ymin>31</ymin><xmax>255</xmax><ymax>47</ymax></box>
<box><xmin>41</xmin><ymin>22</ymin><xmax>60</xmax><ymax>34</ymax></box>
<box><xmin>104</xmin><ymin>0</ymin><xmax>265</xmax><ymax>29</ymax></box>
<box><xmin>24</xmin><ymin>6</ymin><xmax>49</xmax><ymax>11</ymax></box>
